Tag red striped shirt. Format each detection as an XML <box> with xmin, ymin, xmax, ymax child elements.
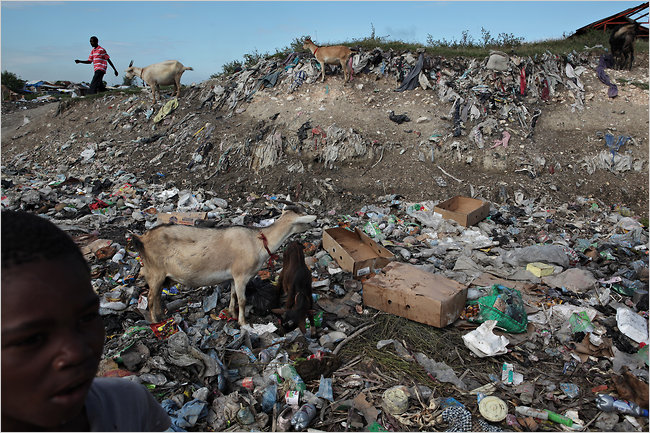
<box><xmin>88</xmin><ymin>46</ymin><xmax>109</xmax><ymax>72</ymax></box>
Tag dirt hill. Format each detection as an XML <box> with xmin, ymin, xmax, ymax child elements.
<box><xmin>2</xmin><ymin>49</ymin><xmax>648</xmax><ymax>218</ymax></box>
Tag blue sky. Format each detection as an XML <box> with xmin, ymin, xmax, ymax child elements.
<box><xmin>1</xmin><ymin>1</ymin><xmax>644</xmax><ymax>85</ymax></box>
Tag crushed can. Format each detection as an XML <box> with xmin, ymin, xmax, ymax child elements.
<box><xmin>285</xmin><ymin>390</ymin><xmax>300</xmax><ymax>406</ymax></box>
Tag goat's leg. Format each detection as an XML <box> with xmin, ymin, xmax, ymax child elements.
<box><xmin>234</xmin><ymin>275</ymin><xmax>250</xmax><ymax>326</ymax></box>
<box><xmin>175</xmin><ymin>76</ymin><xmax>181</xmax><ymax>98</ymax></box>
<box><xmin>628</xmin><ymin>50</ymin><xmax>634</xmax><ymax>70</ymax></box>
<box><xmin>308</xmin><ymin>311</ymin><xmax>317</xmax><ymax>338</ymax></box>
<box><xmin>320</xmin><ymin>61</ymin><xmax>326</xmax><ymax>82</ymax></box>
<box><xmin>228</xmin><ymin>275</ymin><xmax>250</xmax><ymax>325</ymax></box>
<box><xmin>228</xmin><ymin>279</ymin><xmax>237</xmax><ymax>317</ymax></box>
<box><xmin>340</xmin><ymin>59</ymin><xmax>348</xmax><ymax>82</ymax></box>
<box><xmin>147</xmin><ymin>275</ymin><xmax>167</xmax><ymax>323</ymax></box>
<box><xmin>298</xmin><ymin>321</ymin><xmax>307</xmax><ymax>335</ymax></box>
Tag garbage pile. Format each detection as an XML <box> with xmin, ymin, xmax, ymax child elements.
<box><xmin>201</xmin><ymin>46</ymin><xmax>642</xmax><ymax>149</ymax></box>
<box><xmin>8</xmin><ymin>44</ymin><xmax>645</xmax><ymax>208</ymax></box>
<box><xmin>2</xmin><ymin>163</ymin><xmax>648</xmax><ymax>432</ymax></box>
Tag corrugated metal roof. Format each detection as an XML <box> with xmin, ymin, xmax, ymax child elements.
<box><xmin>573</xmin><ymin>2</ymin><xmax>648</xmax><ymax>38</ymax></box>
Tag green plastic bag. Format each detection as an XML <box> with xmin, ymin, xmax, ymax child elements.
<box><xmin>568</xmin><ymin>311</ymin><xmax>594</xmax><ymax>333</ymax></box>
<box><xmin>469</xmin><ymin>285</ymin><xmax>528</xmax><ymax>333</ymax></box>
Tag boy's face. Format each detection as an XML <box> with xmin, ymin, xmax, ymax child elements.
<box><xmin>1</xmin><ymin>257</ymin><xmax>105</xmax><ymax>430</ymax></box>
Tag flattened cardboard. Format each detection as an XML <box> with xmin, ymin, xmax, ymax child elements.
<box><xmin>434</xmin><ymin>196</ymin><xmax>490</xmax><ymax>227</ymax></box>
<box><xmin>157</xmin><ymin>211</ymin><xmax>207</xmax><ymax>226</ymax></box>
<box><xmin>322</xmin><ymin>227</ymin><xmax>394</xmax><ymax>279</ymax></box>
<box><xmin>363</xmin><ymin>262</ymin><xmax>467</xmax><ymax>328</ymax></box>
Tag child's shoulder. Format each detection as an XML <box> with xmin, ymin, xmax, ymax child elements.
<box><xmin>86</xmin><ymin>377</ymin><xmax>171</xmax><ymax>431</ymax></box>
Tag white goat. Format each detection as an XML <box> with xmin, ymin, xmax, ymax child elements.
<box><xmin>130</xmin><ymin>207</ymin><xmax>317</xmax><ymax>325</ymax></box>
<box><xmin>124</xmin><ymin>60</ymin><xmax>193</xmax><ymax>104</ymax></box>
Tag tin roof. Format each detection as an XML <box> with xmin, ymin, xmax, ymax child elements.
<box><xmin>573</xmin><ymin>2</ymin><xmax>648</xmax><ymax>38</ymax></box>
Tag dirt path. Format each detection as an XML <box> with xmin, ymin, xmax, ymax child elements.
<box><xmin>1</xmin><ymin>102</ymin><xmax>58</xmax><ymax>142</ymax></box>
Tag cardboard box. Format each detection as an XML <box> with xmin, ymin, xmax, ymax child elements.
<box><xmin>362</xmin><ymin>262</ymin><xmax>467</xmax><ymax>328</ymax></box>
<box><xmin>157</xmin><ymin>211</ymin><xmax>207</xmax><ymax>226</ymax></box>
<box><xmin>526</xmin><ymin>262</ymin><xmax>555</xmax><ymax>277</ymax></box>
<box><xmin>434</xmin><ymin>196</ymin><xmax>490</xmax><ymax>227</ymax></box>
<box><xmin>322</xmin><ymin>227</ymin><xmax>394</xmax><ymax>278</ymax></box>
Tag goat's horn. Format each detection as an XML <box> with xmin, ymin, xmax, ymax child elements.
<box><xmin>275</xmin><ymin>199</ymin><xmax>305</xmax><ymax>213</ymax></box>
<box><xmin>128</xmin><ymin>60</ymin><xmax>134</xmax><ymax>67</ymax></box>
<box><xmin>275</xmin><ymin>199</ymin><xmax>299</xmax><ymax>207</ymax></box>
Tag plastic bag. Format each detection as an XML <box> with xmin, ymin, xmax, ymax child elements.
<box><xmin>469</xmin><ymin>285</ymin><xmax>528</xmax><ymax>333</ymax></box>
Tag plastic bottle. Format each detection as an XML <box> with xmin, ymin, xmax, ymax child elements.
<box><xmin>515</xmin><ymin>406</ymin><xmax>574</xmax><ymax>426</ymax></box>
<box><xmin>315</xmin><ymin>375</ymin><xmax>333</xmax><ymax>401</ymax></box>
<box><xmin>236</xmin><ymin>405</ymin><xmax>255</xmax><ymax>425</ymax></box>
<box><xmin>291</xmin><ymin>403</ymin><xmax>317</xmax><ymax>430</ymax></box>
<box><xmin>259</xmin><ymin>348</ymin><xmax>271</xmax><ymax>364</ymax></box>
<box><xmin>596</xmin><ymin>394</ymin><xmax>649</xmax><ymax>417</ymax></box>
<box><xmin>545</xmin><ymin>410</ymin><xmax>574</xmax><ymax>427</ymax></box>
<box><xmin>279</xmin><ymin>364</ymin><xmax>306</xmax><ymax>392</ymax></box>
<box><xmin>260</xmin><ymin>383</ymin><xmax>277</xmax><ymax>413</ymax></box>
<box><xmin>112</xmin><ymin>248</ymin><xmax>126</xmax><ymax>263</ymax></box>
<box><xmin>268</xmin><ymin>372</ymin><xmax>283</xmax><ymax>384</ymax></box>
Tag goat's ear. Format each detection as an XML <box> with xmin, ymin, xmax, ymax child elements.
<box><xmin>128</xmin><ymin>60</ymin><xmax>134</xmax><ymax>67</ymax></box>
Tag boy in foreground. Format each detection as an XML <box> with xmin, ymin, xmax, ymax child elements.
<box><xmin>1</xmin><ymin>210</ymin><xmax>171</xmax><ymax>431</ymax></box>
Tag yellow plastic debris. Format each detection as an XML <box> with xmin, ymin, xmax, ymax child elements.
<box><xmin>526</xmin><ymin>262</ymin><xmax>555</xmax><ymax>277</ymax></box>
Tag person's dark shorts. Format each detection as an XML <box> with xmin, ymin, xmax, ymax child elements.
<box><xmin>89</xmin><ymin>70</ymin><xmax>106</xmax><ymax>94</ymax></box>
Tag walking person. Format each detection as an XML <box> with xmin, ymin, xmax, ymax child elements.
<box><xmin>75</xmin><ymin>36</ymin><xmax>118</xmax><ymax>94</ymax></box>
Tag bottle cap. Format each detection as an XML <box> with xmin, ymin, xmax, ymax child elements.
<box><xmin>479</xmin><ymin>396</ymin><xmax>508</xmax><ymax>422</ymax></box>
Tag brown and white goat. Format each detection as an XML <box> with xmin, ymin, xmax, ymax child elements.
<box><xmin>124</xmin><ymin>60</ymin><xmax>193</xmax><ymax>104</ymax></box>
<box><xmin>273</xmin><ymin>241</ymin><xmax>316</xmax><ymax>336</ymax></box>
<box><xmin>609</xmin><ymin>23</ymin><xmax>639</xmax><ymax>70</ymax></box>
<box><xmin>131</xmin><ymin>207</ymin><xmax>316</xmax><ymax>325</ymax></box>
<box><xmin>303</xmin><ymin>37</ymin><xmax>353</xmax><ymax>83</ymax></box>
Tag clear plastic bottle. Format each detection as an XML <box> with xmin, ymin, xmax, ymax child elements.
<box><xmin>291</xmin><ymin>403</ymin><xmax>317</xmax><ymax>430</ymax></box>
<box><xmin>259</xmin><ymin>348</ymin><xmax>271</xmax><ymax>364</ymax></box>
<box><xmin>316</xmin><ymin>374</ymin><xmax>333</xmax><ymax>401</ymax></box>
<box><xmin>279</xmin><ymin>364</ymin><xmax>306</xmax><ymax>392</ymax></box>
<box><xmin>236</xmin><ymin>405</ymin><xmax>255</xmax><ymax>425</ymax></box>
<box><xmin>515</xmin><ymin>405</ymin><xmax>548</xmax><ymax>419</ymax></box>
<box><xmin>112</xmin><ymin>248</ymin><xmax>126</xmax><ymax>263</ymax></box>
<box><xmin>596</xmin><ymin>394</ymin><xmax>649</xmax><ymax>417</ymax></box>
<box><xmin>260</xmin><ymin>382</ymin><xmax>277</xmax><ymax>413</ymax></box>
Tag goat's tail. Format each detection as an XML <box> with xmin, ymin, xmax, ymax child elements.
<box><xmin>184</xmin><ymin>66</ymin><xmax>194</xmax><ymax>71</ymax></box>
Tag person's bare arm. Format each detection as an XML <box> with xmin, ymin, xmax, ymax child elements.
<box><xmin>107</xmin><ymin>59</ymin><xmax>118</xmax><ymax>76</ymax></box>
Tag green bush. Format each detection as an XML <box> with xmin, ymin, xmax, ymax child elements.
<box><xmin>1</xmin><ymin>70</ymin><xmax>26</xmax><ymax>92</ymax></box>
<box><xmin>219</xmin><ymin>60</ymin><xmax>243</xmax><ymax>76</ymax></box>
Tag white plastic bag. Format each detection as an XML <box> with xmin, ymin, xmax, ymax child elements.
<box><xmin>462</xmin><ymin>320</ymin><xmax>510</xmax><ymax>357</ymax></box>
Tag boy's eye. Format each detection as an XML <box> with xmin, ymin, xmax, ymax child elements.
<box><xmin>13</xmin><ymin>333</ymin><xmax>46</xmax><ymax>348</ymax></box>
